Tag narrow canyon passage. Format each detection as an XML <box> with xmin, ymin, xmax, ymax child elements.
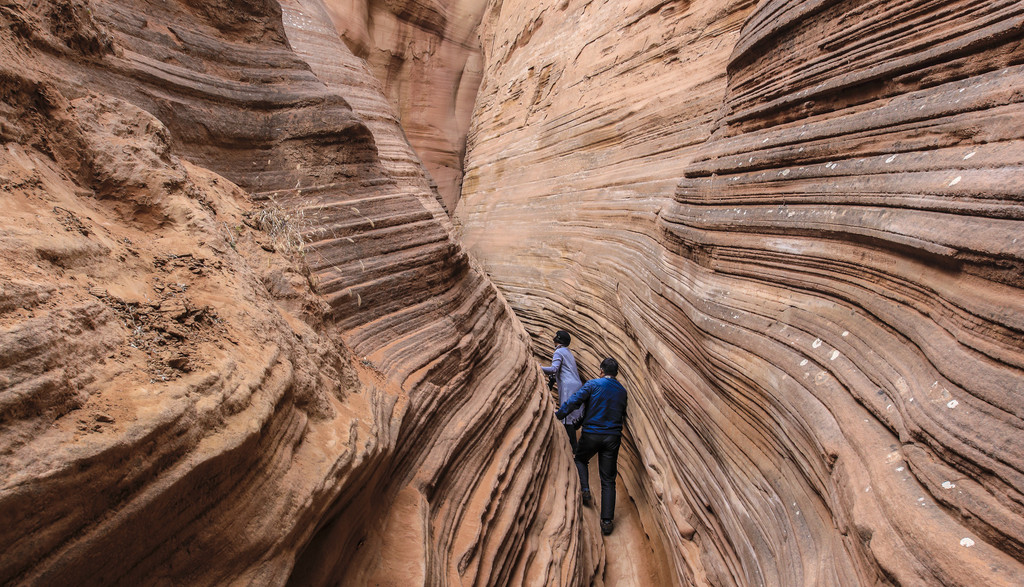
<box><xmin>0</xmin><ymin>0</ymin><xmax>1022</xmax><ymax>586</ymax></box>
<box><xmin>594</xmin><ymin>470</ymin><xmax>675</xmax><ymax>586</ymax></box>
<box><xmin>456</xmin><ymin>0</ymin><xmax>1024</xmax><ymax>585</ymax></box>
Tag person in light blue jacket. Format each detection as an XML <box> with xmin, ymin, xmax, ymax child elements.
<box><xmin>542</xmin><ymin>330</ymin><xmax>584</xmax><ymax>451</ymax></box>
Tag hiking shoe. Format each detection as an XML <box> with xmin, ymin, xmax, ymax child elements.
<box><xmin>581</xmin><ymin>490</ymin><xmax>592</xmax><ymax>507</ymax></box>
<box><xmin>601</xmin><ymin>519</ymin><xmax>614</xmax><ymax>535</ymax></box>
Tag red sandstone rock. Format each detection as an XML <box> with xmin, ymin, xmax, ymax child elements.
<box><xmin>5</xmin><ymin>0</ymin><xmax>1022</xmax><ymax>584</ymax></box>
<box><xmin>459</xmin><ymin>0</ymin><xmax>1024</xmax><ymax>585</ymax></box>
<box><xmin>316</xmin><ymin>0</ymin><xmax>486</xmax><ymax>212</ymax></box>
<box><xmin>0</xmin><ymin>0</ymin><xmax>588</xmax><ymax>585</ymax></box>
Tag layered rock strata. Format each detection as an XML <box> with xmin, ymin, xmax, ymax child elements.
<box><xmin>459</xmin><ymin>0</ymin><xmax>1024</xmax><ymax>585</ymax></box>
<box><xmin>317</xmin><ymin>0</ymin><xmax>487</xmax><ymax>211</ymax></box>
<box><xmin>0</xmin><ymin>0</ymin><xmax>593</xmax><ymax>585</ymax></box>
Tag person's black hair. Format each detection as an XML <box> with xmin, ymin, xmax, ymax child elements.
<box><xmin>553</xmin><ymin>330</ymin><xmax>571</xmax><ymax>346</ymax></box>
<box><xmin>600</xmin><ymin>357</ymin><xmax>619</xmax><ymax>377</ymax></box>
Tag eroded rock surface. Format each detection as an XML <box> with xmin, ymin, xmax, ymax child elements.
<box><xmin>459</xmin><ymin>0</ymin><xmax>1024</xmax><ymax>585</ymax></box>
<box><xmin>3</xmin><ymin>0</ymin><xmax>1022</xmax><ymax>584</ymax></box>
<box><xmin>316</xmin><ymin>0</ymin><xmax>487</xmax><ymax>211</ymax></box>
<box><xmin>0</xmin><ymin>0</ymin><xmax>593</xmax><ymax>585</ymax></box>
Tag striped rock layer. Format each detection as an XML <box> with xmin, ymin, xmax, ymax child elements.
<box><xmin>315</xmin><ymin>0</ymin><xmax>487</xmax><ymax>212</ymax></box>
<box><xmin>458</xmin><ymin>0</ymin><xmax>1024</xmax><ymax>585</ymax></box>
<box><xmin>0</xmin><ymin>0</ymin><xmax>597</xmax><ymax>585</ymax></box>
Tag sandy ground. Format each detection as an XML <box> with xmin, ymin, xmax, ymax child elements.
<box><xmin>577</xmin><ymin>458</ymin><xmax>674</xmax><ymax>586</ymax></box>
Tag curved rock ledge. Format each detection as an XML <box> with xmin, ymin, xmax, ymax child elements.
<box><xmin>0</xmin><ymin>0</ymin><xmax>594</xmax><ymax>584</ymax></box>
<box><xmin>459</xmin><ymin>0</ymin><xmax>1024</xmax><ymax>584</ymax></box>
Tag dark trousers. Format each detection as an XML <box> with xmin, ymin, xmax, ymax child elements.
<box><xmin>563</xmin><ymin>423</ymin><xmax>578</xmax><ymax>453</ymax></box>
<box><xmin>574</xmin><ymin>432</ymin><xmax>621</xmax><ymax>522</ymax></box>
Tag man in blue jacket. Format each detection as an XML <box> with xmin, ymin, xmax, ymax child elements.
<box><xmin>555</xmin><ymin>357</ymin><xmax>627</xmax><ymax>536</ymax></box>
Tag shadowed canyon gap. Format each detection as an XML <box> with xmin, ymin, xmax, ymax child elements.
<box><xmin>0</xmin><ymin>1</ymin><xmax>1022</xmax><ymax>586</ymax></box>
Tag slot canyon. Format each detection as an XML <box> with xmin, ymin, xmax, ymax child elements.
<box><xmin>0</xmin><ymin>0</ymin><xmax>1022</xmax><ymax>584</ymax></box>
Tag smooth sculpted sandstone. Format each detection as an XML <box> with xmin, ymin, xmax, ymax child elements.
<box><xmin>0</xmin><ymin>0</ymin><xmax>594</xmax><ymax>585</ymax></box>
<box><xmin>316</xmin><ymin>0</ymin><xmax>488</xmax><ymax>212</ymax></box>
<box><xmin>459</xmin><ymin>0</ymin><xmax>1024</xmax><ymax>585</ymax></box>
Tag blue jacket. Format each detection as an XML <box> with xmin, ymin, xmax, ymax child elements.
<box><xmin>542</xmin><ymin>346</ymin><xmax>584</xmax><ymax>425</ymax></box>
<box><xmin>556</xmin><ymin>376</ymin><xmax>627</xmax><ymax>435</ymax></box>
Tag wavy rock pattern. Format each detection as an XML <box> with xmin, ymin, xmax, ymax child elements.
<box><xmin>460</xmin><ymin>0</ymin><xmax>1024</xmax><ymax>585</ymax></box>
<box><xmin>317</xmin><ymin>0</ymin><xmax>487</xmax><ymax>211</ymax></box>
<box><xmin>0</xmin><ymin>0</ymin><xmax>592</xmax><ymax>585</ymax></box>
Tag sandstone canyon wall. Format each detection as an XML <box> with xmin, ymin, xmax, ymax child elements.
<box><xmin>3</xmin><ymin>0</ymin><xmax>1023</xmax><ymax>585</ymax></box>
<box><xmin>315</xmin><ymin>0</ymin><xmax>487</xmax><ymax>211</ymax></box>
<box><xmin>0</xmin><ymin>0</ymin><xmax>596</xmax><ymax>585</ymax></box>
<box><xmin>459</xmin><ymin>0</ymin><xmax>1024</xmax><ymax>585</ymax></box>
